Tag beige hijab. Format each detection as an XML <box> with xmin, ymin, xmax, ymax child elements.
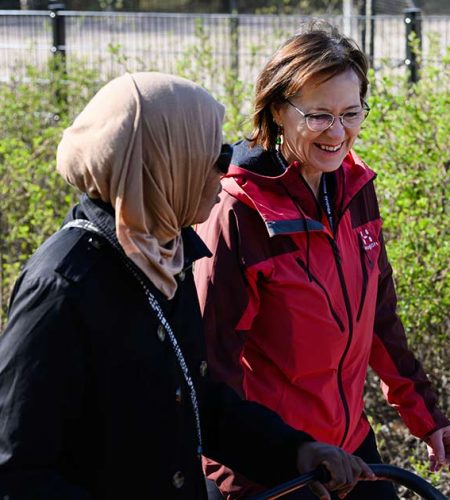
<box><xmin>57</xmin><ymin>72</ymin><xmax>224</xmax><ymax>298</ymax></box>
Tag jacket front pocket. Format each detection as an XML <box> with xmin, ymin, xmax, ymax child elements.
<box><xmin>295</xmin><ymin>257</ymin><xmax>345</xmax><ymax>332</ymax></box>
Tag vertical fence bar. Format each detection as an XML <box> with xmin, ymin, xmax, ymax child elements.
<box><xmin>369</xmin><ymin>0</ymin><xmax>375</xmax><ymax>68</ymax></box>
<box><xmin>48</xmin><ymin>2</ymin><xmax>67</xmax><ymax>117</ymax></box>
<box><xmin>359</xmin><ymin>1</ymin><xmax>366</xmax><ymax>54</ymax></box>
<box><xmin>343</xmin><ymin>0</ymin><xmax>353</xmax><ymax>37</ymax></box>
<box><xmin>49</xmin><ymin>2</ymin><xmax>66</xmax><ymax>58</ymax></box>
<box><xmin>229</xmin><ymin>0</ymin><xmax>239</xmax><ymax>78</ymax></box>
<box><xmin>404</xmin><ymin>7</ymin><xmax>422</xmax><ymax>84</ymax></box>
<box><xmin>363</xmin><ymin>0</ymin><xmax>376</xmax><ymax>68</ymax></box>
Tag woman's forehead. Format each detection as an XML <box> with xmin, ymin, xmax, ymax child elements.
<box><xmin>290</xmin><ymin>69</ymin><xmax>362</xmax><ymax>105</ymax></box>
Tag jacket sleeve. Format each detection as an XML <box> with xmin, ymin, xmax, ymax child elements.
<box><xmin>369</xmin><ymin>230</ymin><xmax>449</xmax><ymax>439</ymax></box>
<box><xmin>201</xmin><ymin>380</ymin><xmax>314</xmax><ymax>488</ymax></box>
<box><xmin>0</xmin><ymin>273</ymin><xmax>91</xmax><ymax>499</ymax></box>
<box><xmin>194</xmin><ymin>195</ymin><xmax>261</xmax><ymax>396</ymax></box>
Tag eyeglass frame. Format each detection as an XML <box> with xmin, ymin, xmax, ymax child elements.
<box><xmin>285</xmin><ymin>99</ymin><xmax>371</xmax><ymax>132</ymax></box>
<box><xmin>215</xmin><ymin>143</ymin><xmax>233</xmax><ymax>175</ymax></box>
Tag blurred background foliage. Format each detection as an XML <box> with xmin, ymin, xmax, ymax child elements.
<box><xmin>357</xmin><ymin>43</ymin><xmax>450</xmax><ymax>497</ymax></box>
<box><xmin>0</xmin><ymin>26</ymin><xmax>449</xmax><ymax>497</ymax></box>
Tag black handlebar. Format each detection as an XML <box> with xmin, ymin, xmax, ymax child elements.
<box><xmin>250</xmin><ymin>464</ymin><xmax>448</xmax><ymax>500</ymax></box>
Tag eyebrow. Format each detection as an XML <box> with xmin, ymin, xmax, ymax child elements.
<box><xmin>308</xmin><ymin>104</ymin><xmax>362</xmax><ymax>113</ymax></box>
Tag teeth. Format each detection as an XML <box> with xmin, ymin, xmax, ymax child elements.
<box><xmin>318</xmin><ymin>143</ymin><xmax>341</xmax><ymax>152</ymax></box>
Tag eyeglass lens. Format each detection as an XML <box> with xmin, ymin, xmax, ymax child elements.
<box><xmin>306</xmin><ymin>110</ymin><xmax>367</xmax><ymax>132</ymax></box>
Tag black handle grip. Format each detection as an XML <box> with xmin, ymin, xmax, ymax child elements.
<box><xmin>250</xmin><ymin>463</ymin><xmax>448</xmax><ymax>500</ymax></box>
<box><xmin>369</xmin><ymin>464</ymin><xmax>447</xmax><ymax>500</ymax></box>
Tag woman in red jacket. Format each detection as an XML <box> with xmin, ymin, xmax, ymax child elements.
<box><xmin>194</xmin><ymin>22</ymin><xmax>450</xmax><ymax>499</ymax></box>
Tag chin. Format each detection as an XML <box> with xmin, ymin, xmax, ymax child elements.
<box><xmin>316</xmin><ymin>162</ymin><xmax>342</xmax><ymax>173</ymax></box>
<box><xmin>329</xmin><ymin>163</ymin><xmax>343</xmax><ymax>172</ymax></box>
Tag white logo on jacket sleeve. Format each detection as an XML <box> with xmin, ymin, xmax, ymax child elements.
<box><xmin>360</xmin><ymin>229</ymin><xmax>379</xmax><ymax>251</ymax></box>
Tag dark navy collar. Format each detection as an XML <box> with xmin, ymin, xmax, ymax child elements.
<box><xmin>232</xmin><ymin>139</ymin><xmax>284</xmax><ymax>176</ymax></box>
<box><xmin>67</xmin><ymin>194</ymin><xmax>211</xmax><ymax>267</ymax></box>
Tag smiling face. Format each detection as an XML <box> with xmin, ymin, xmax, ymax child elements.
<box><xmin>273</xmin><ymin>69</ymin><xmax>363</xmax><ymax>194</ymax></box>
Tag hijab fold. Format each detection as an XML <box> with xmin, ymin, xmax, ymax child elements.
<box><xmin>57</xmin><ymin>72</ymin><xmax>224</xmax><ymax>298</ymax></box>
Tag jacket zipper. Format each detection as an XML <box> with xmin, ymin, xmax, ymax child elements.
<box><xmin>328</xmin><ymin>178</ymin><xmax>376</xmax><ymax>445</ymax></box>
<box><xmin>328</xmin><ymin>237</ymin><xmax>353</xmax><ymax>448</ymax></box>
<box><xmin>356</xmin><ymin>238</ymin><xmax>369</xmax><ymax>322</ymax></box>
<box><xmin>295</xmin><ymin>257</ymin><xmax>345</xmax><ymax>332</ymax></box>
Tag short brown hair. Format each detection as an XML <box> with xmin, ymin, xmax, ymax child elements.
<box><xmin>249</xmin><ymin>21</ymin><xmax>369</xmax><ymax>150</ymax></box>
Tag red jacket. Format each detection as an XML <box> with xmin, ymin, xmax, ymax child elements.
<box><xmin>194</xmin><ymin>141</ymin><xmax>448</xmax><ymax>498</ymax></box>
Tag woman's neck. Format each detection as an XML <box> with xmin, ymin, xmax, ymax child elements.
<box><xmin>301</xmin><ymin>170</ymin><xmax>322</xmax><ymax>199</ymax></box>
<box><xmin>281</xmin><ymin>144</ymin><xmax>322</xmax><ymax>199</ymax></box>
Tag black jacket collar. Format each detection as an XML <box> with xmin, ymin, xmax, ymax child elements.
<box><xmin>71</xmin><ymin>194</ymin><xmax>211</xmax><ymax>268</ymax></box>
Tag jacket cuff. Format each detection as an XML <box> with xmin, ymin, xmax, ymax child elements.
<box><xmin>270</xmin><ymin>429</ymin><xmax>316</xmax><ymax>486</ymax></box>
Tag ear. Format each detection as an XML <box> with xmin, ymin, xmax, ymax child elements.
<box><xmin>270</xmin><ymin>102</ymin><xmax>283</xmax><ymax>126</ymax></box>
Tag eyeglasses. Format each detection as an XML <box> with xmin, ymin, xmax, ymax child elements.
<box><xmin>286</xmin><ymin>99</ymin><xmax>370</xmax><ymax>133</ymax></box>
<box><xmin>215</xmin><ymin>143</ymin><xmax>233</xmax><ymax>174</ymax></box>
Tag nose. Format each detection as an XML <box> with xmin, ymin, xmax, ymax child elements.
<box><xmin>326</xmin><ymin>116</ymin><xmax>346</xmax><ymax>139</ymax></box>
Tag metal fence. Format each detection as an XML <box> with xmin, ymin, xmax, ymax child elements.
<box><xmin>1</xmin><ymin>7</ymin><xmax>450</xmax><ymax>90</ymax></box>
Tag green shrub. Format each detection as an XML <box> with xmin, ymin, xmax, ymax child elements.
<box><xmin>0</xmin><ymin>59</ymin><xmax>104</xmax><ymax>329</ymax></box>
<box><xmin>357</xmin><ymin>51</ymin><xmax>450</xmax><ymax>395</ymax></box>
<box><xmin>0</xmin><ymin>35</ymin><xmax>448</xmax><ymax>497</ymax></box>
<box><xmin>356</xmin><ymin>49</ymin><xmax>450</xmax><ymax>496</ymax></box>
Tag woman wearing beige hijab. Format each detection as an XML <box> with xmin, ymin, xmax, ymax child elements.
<box><xmin>0</xmin><ymin>72</ymin><xmax>373</xmax><ymax>499</ymax></box>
